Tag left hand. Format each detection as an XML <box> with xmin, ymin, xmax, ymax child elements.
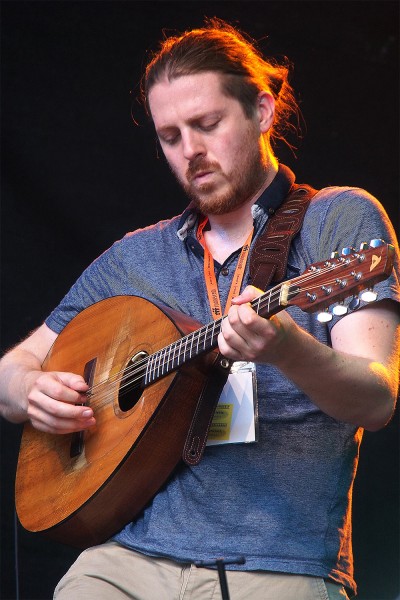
<box><xmin>218</xmin><ymin>285</ymin><xmax>295</xmax><ymax>364</ymax></box>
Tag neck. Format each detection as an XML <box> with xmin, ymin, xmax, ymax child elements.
<box><xmin>204</xmin><ymin>164</ymin><xmax>278</xmax><ymax>263</ymax></box>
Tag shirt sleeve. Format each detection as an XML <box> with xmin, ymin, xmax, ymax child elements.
<box><xmin>45</xmin><ymin>238</ymin><xmax>129</xmax><ymax>333</ymax></box>
<box><xmin>301</xmin><ymin>186</ymin><xmax>400</xmax><ymax>331</ymax></box>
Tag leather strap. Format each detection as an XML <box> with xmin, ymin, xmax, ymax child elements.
<box><xmin>183</xmin><ymin>183</ymin><xmax>317</xmax><ymax>464</ymax></box>
<box><xmin>182</xmin><ymin>354</ymin><xmax>231</xmax><ymax>466</ymax></box>
<box><xmin>249</xmin><ymin>184</ymin><xmax>318</xmax><ymax>290</ymax></box>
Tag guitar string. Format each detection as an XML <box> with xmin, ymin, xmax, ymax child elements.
<box><xmin>87</xmin><ymin>272</ymin><xmax>287</xmax><ymax>398</ymax></box>
<box><xmin>87</xmin><ymin>257</ymin><xmax>368</xmax><ymax>406</ymax></box>
<box><xmin>83</xmin><ymin>257</ymin><xmax>364</xmax><ymax>408</ymax></box>
<box><xmin>109</xmin><ymin>256</ymin><xmax>361</xmax><ymax>393</ymax></box>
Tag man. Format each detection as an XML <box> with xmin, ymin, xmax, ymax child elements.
<box><xmin>1</xmin><ymin>19</ymin><xmax>399</xmax><ymax>600</ymax></box>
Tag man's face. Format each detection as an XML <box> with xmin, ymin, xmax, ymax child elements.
<box><xmin>148</xmin><ymin>72</ymin><xmax>269</xmax><ymax>215</ymax></box>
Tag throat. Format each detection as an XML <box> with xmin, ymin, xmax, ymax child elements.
<box><xmin>203</xmin><ymin>225</ymin><xmax>253</xmax><ymax>264</ymax></box>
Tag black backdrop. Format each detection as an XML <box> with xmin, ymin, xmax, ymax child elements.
<box><xmin>1</xmin><ymin>2</ymin><xmax>399</xmax><ymax>599</ymax></box>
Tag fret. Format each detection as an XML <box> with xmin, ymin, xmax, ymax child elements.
<box><xmin>140</xmin><ymin>241</ymin><xmax>394</xmax><ymax>388</ymax></box>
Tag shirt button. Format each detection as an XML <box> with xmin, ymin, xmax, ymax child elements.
<box><xmin>221</xmin><ymin>267</ymin><xmax>229</xmax><ymax>276</ymax></box>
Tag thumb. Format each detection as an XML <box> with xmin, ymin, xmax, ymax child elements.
<box><xmin>231</xmin><ymin>285</ymin><xmax>263</xmax><ymax>305</ymax></box>
<box><xmin>54</xmin><ymin>372</ymin><xmax>89</xmax><ymax>392</ymax></box>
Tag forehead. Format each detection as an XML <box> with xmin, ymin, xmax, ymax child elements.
<box><xmin>148</xmin><ymin>71</ymin><xmax>237</xmax><ymax>126</ymax></box>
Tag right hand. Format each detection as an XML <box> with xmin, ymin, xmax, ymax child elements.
<box><xmin>25</xmin><ymin>370</ymin><xmax>95</xmax><ymax>434</ymax></box>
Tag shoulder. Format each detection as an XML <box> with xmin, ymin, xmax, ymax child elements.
<box><xmin>302</xmin><ymin>186</ymin><xmax>394</xmax><ymax>248</ymax></box>
<box><xmin>291</xmin><ymin>184</ymin><xmax>398</xmax><ymax>271</ymax></box>
<box><xmin>307</xmin><ymin>186</ymin><xmax>387</xmax><ymax>220</ymax></box>
<box><xmin>100</xmin><ymin>214</ymin><xmax>185</xmax><ymax>265</ymax></box>
<box><xmin>117</xmin><ymin>214</ymin><xmax>183</xmax><ymax>247</ymax></box>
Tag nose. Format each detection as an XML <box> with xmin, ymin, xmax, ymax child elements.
<box><xmin>181</xmin><ymin>129</ymin><xmax>206</xmax><ymax>162</ymax></box>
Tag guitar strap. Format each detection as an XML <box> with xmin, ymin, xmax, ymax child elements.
<box><xmin>182</xmin><ymin>182</ymin><xmax>318</xmax><ymax>466</ymax></box>
<box><xmin>182</xmin><ymin>353</ymin><xmax>231</xmax><ymax>466</ymax></box>
<box><xmin>249</xmin><ymin>183</ymin><xmax>318</xmax><ymax>290</ymax></box>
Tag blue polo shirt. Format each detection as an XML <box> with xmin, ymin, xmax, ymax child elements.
<box><xmin>46</xmin><ymin>165</ymin><xmax>400</xmax><ymax>594</ymax></box>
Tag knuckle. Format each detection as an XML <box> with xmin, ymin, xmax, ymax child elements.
<box><xmin>48</xmin><ymin>380</ymin><xmax>66</xmax><ymax>400</ymax></box>
<box><xmin>242</xmin><ymin>310</ymin><xmax>255</xmax><ymax>326</ymax></box>
<box><xmin>228</xmin><ymin>311</ymin><xmax>240</xmax><ymax>327</ymax></box>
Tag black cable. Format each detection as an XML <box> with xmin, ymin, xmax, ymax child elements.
<box><xmin>194</xmin><ymin>556</ymin><xmax>246</xmax><ymax>600</ymax></box>
<box><xmin>13</xmin><ymin>508</ymin><xmax>20</xmax><ymax>600</ymax></box>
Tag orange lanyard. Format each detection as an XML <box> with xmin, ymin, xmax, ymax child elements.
<box><xmin>197</xmin><ymin>217</ymin><xmax>254</xmax><ymax>320</ymax></box>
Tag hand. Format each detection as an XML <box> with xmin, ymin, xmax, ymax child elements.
<box><xmin>25</xmin><ymin>370</ymin><xmax>95</xmax><ymax>434</ymax></box>
<box><xmin>218</xmin><ymin>285</ymin><xmax>294</xmax><ymax>364</ymax></box>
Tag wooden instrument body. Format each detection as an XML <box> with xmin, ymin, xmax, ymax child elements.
<box><xmin>16</xmin><ymin>295</ymin><xmax>220</xmax><ymax>548</ymax></box>
<box><xmin>15</xmin><ymin>241</ymin><xmax>395</xmax><ymax>547</ymax></box>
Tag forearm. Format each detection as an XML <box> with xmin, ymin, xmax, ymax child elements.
<box><xmin>221</xmin><ymin>292</ymin><xmax>399</xmax><ymax>431</ymax></box>
<box><xmin>274</xmin><ymin>322</ymin><xmax>398</xmax><ymax>431</ymax></box>
<box><xmin>0</xmin><ymin>349</ymin><xmax>42</xmax><ymax>423</ymax></box>
<box><xmin>0</xmin><ymin>334</ymin><xmax>94</xmax><ymax>433</ymax></box>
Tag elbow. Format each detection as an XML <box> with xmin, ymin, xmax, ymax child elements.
<box><xmin>362</xmin><ymin>393</ymin><xmax>397</xmax><ymax>432</ymax></box>
<box><xmin>362</xmin><ymin>362</ymin><xmax>399</xmax><ymax>431</ymax></box>
<box><xmin>365</xmin><ymin>417</ymin><xmax>393</xmax><ymax>432</ymax></box>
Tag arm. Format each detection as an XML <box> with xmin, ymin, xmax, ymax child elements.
<box><xmin>218</xmin><ymin>288</ymin><xmax>399</xmax><ymax>431</ymax></box>
<box><xmin>0</xmin><ymin>323</ymin><xmax>95</xmax><ymax>433</ymax></box>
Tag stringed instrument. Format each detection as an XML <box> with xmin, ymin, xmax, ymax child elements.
<box><xmin>15</xmin><ymin>240</ymin><xmax>394</xmax><ymax>548</ymax></box>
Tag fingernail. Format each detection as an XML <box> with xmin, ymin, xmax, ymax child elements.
<box><xmin>82</xmin><ymin>409</ymin><xmax>93</xmax><ymax>417</ymax></box>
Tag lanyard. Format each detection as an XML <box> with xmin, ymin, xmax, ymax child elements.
<box><xmin>197</xmin><ymin>217</ymin><xmax>254</xmax><ymax>320</ymax></box>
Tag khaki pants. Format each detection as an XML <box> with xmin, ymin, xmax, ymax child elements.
<box><xmin>54</xmin><ymin>542</ymin><xmax>350</xmax><ymax>600</ymax></box>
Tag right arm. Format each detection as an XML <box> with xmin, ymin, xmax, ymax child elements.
<box><xmin>0</xmin><ymin>324</ymin><xmax>95</xmax><ymax>433</ymax></box>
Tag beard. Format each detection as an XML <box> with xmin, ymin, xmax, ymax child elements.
<box><xmin>171</xmin><ymin>130</ymin><xmax>268</xmax><ymax>216</ymax></box>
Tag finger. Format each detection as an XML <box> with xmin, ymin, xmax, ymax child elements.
<box><xmin>29</xmin><ymin>412</ymin><xmax>96</xmax><ymax>434</ymax></box>
<box><xmin>54</xmin><ymin>371</ymin><xmax>89</xmax><ymax>393</ymax></box>
<box><xmin>33</xmin><ymin>372</ymin><xmax>88</xmax><ymax>405</ymax></box>
<box><xmin>231</xmin><ymin>285</ymin><xmax>263</xmax><ymax>305</ymax></box>
<box><xmin>27</xmin><ymin>392</ymin><xmax>95</xmax><ymax>433</ymax></box>
<box><xmin>217</xmin><ymin>330</ymin><xmax>243</xmax><ymax>361</ymax></box>
<box><xmin>218</xmin><ymin>311</ymin><xmax>250</xmax><ymax>358</ymax></box>
<box><xmin>225</xmin><ymin>303</ymin><xmax>265</xmax><ymax>339</ymax></box>
<box><xmin>27</xmin><ymin>372</ymin><xmax>95</xmax><ymax>433</ymax></box>
<box><xmin>219</xmin><ymin>306</ymin><xmax>280</xmax><ymax>362</ymax></box>
<box><xmin>56</xmin><ymin>371</ymin><xmax>89</xmax><ymax>393</ymax></box>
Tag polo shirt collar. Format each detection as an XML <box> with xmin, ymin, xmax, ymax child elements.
<box><xmin>255</xmin><ymin>163</ymin><xmax>295</xmax><ymax>213</ymax></box>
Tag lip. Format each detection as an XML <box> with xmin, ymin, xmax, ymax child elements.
<box><xmin>192</xmin><ymin>171</ymin><xmax>213</xmax><ymax>182</ymax></box>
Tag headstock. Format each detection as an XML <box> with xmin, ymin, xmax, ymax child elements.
<box><xmin>284</xmin><ymin>239</ymin><xmax>395</xmax><ymax>320</ymax></box>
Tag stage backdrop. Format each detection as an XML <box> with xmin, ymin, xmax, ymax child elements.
<box><xmin>1</xmin><ymin>2</ymin><xmax>398</xmax><ymax>599</ymax></box>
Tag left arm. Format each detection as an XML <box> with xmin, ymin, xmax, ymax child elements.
<box><xmin>218</xmin><ymin>288</ymin><xmax>400</xmax><ymax>431</ymax></box>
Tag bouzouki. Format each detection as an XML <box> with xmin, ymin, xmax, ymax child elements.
<box><xmin>16</xmin><ymin>240</ymin><xmax>395</xmax><ymax>548</ymax></box>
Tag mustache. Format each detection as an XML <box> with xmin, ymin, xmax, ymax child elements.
<box><xmin>186</xmin><ymin>157</ymin><xmax>220</xmax><ymax>183</ymax></box>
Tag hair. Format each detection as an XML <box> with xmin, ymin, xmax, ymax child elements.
<box><xmin>142</xmin><ymin>18</ymin><xmax>300</xmax><ymax>148</ymax></box>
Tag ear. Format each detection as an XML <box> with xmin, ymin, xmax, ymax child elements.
<box><xmin>257</xmin><ymin>91</ymin><xmax>275</xmax><ymax>133</ymax></box>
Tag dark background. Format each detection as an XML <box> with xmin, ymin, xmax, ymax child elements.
<box><xmin>1</xmin><ymin>1</ymin><xmax>399</xmax><ymax>599</ymax></box>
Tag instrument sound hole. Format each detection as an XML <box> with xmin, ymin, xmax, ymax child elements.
<box><xmin>118</xmin><ymin>351</ymin><xmax>148</xmax><ymax>412</ymax></box>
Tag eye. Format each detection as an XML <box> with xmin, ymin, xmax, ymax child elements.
<box><xmin>160</xmin><ymin>132</ymin><xmax>180</xmax><ymax>146</ymax></box>
<box><xmin>199</xmin><ymin>119</ymin><xmax>220</xmax><ymax>132</ymax></box>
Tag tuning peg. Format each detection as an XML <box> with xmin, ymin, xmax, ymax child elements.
<box><xmin>348</xmin><ymin>297</ymin><xmax>361</xmax><ymax>311</ymax></box>
<box><xmin>341</xmin><ymin>246</ymin><xmax>356</xmax><ymax>256</ymax></box>
<box><xmin>330</xmin><ymin>251</ymin><xmax>339</xmax><ymax>259</ymax></box>
<box><xmin>370</xmin><ymin>239</ymin><xmax>384</xmax><ymax>248</ymax></box>
<box><xmin>317</xmin><ymin>310</ymin><xmax>333</xmax><ymax>323</ymax></box>
<box><xmin>332</xmin><ymin>303</ymin><xmax>348</xmax><ymax>316</ymax></box>
<box><xmin>359</xmin><ymin>242</ymin><xmax>369</xmax><ymax>250</ymax></box>
<box><xmin>360</xmin><ymin>288</ymin><xmax>378</xmax><ymax>302</ymax></box>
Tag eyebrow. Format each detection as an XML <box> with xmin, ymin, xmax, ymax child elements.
<box><xmin>156</xmin><ymin>111</ymin><xmax>223</xmax><ymax>136</ymax></box>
